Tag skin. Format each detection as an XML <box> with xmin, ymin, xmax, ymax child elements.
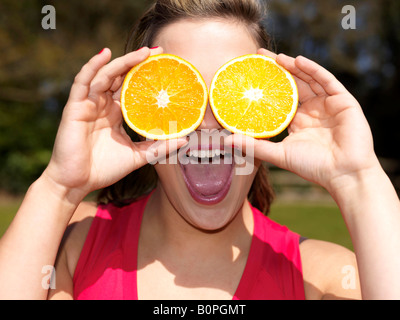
<box><xmin>150</xmin><ymin>20</ymin><xmax>261</xmax><ymax>232</ymax></box>
<box><xmin>1</xmin><ymin>18</ymin><xmax>400</xmax><ymax>300</ymax></box>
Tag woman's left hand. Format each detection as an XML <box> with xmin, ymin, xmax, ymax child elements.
<box><xmin>227</xmin><ymin>49</ymin><xmax>381</xmax><ymax>194</ymax></box>
<box><xmin>229</xmin><ymin>50</ymin><xmax>400</xmax><ymax>300</ymax></box>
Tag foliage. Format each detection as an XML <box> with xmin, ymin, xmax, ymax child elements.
<box><xmin>0</xmin><ymin>0</ymin><xmax>151</xmax><ymax>193</ymax></box>
<box><xmin>267</xmin><ymin>0</ymin><xmax>400</xmax><ymax>162</ymax></box>
<box><xmin>270</xmin><ymin>201</ymin><xmax>353</xmax><ymax>250</ymax></box>
<box><xmin>0</xmin><ymin>0</ymin><xmax>399</xmax><ymax>194</ymax></box>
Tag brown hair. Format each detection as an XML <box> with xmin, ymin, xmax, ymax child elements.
<box><xmin>97</xmin><ymin>0</ymin><xmax>275</xmax><ymax>215</ymax></box>
<box><xmin>125</xmin><ymin>0</ymin><xmax>272</xmax><ymax>54</ymax></box>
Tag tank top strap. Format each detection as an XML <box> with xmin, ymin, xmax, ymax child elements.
<box><xmin>73</xmin><ymin>194</ymin><xmax>150</xmax><ymax>300</ymax></box>
<box><xmin>233</xmin><ymin>206</ymin><xmax>305</xmax><ymax>300</ymax></box>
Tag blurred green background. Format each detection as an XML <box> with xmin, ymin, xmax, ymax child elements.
<box><xmin>1</xmin><ymin>0</ymin><xmax>400</xmax><ymax>249</ymax></box>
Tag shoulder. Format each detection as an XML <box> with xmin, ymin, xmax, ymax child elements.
<box><xmin>300</xmin><ymin>239</ymin><xmax>361</xmax><ymax>300</ymax></box>
<box><xmin>64</xmin><ymin>201</ymin><xmax>98</xmax><ymax>273</ymax></box>
<box><xmin>48</xmin><ymin>201</ymin><xmax>98</xmax><ymax>299</ymax></box>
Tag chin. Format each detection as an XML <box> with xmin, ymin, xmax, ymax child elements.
<box><xmin>154</xmin><ymin>142</ymin><xmax>260</xmax><ymax>231</ymax></box>
<box><xmin>157</xmin><ymin>164</ymin><xmax>256</xmax><ymax>232</ymax></box>
<box><xmin>178</xmin><ymin>191</ymin><xmax>246</xmax><ymax>232</ymax></box>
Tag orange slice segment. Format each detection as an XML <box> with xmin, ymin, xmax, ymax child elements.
<box><xmin>209</xmin><ymin>54</ymin><xmax>298</xmax><ymax>138</ymax></box>
<box><xmin>121</xmin><ymin>54</ymin><xmax>208</xmax><ymax>140</ymax></box>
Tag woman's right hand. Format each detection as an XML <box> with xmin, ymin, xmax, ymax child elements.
<box><xmin>43</xmin><ymin>47</ymin><xmax>185</xmax><ymax>204</ymax></box>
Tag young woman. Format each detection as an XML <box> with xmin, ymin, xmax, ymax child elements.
<box><xmin>1</xmin><ymin>0</ymin><xmax>399</xmax><ymax>300</ymax></box>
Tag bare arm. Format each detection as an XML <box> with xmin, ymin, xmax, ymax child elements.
<box><xmin>0</xmin><ymin>46</ymin><xmax>184</xmax><ymax>299</ymax></box>
<box><xmin>0</xmin><ymin>175</ymin><xmax>78</xmax><ymax>299</ymax></box>
<box><xmin>47</xmin><ymin>201</ymin><xmax>98</xmax><ymax>300</ymax></box>
<box><xmin>330</xmin><ymin>165</ymin><xmax>400</xmax><ymax>299</ymax></box>
<box><xmin>301</xmin><ymin>165</ymin><xmax>400</xmax><ymax>300</ymax></box>
<box><xmin>228</xmin><ymin>50</ymin><xmax>400</xmax><ymax>299</ymax></box>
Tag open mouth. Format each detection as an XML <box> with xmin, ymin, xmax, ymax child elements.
<box><xmin>179</xmin><ymin>145</ymin><xmax>235</xmax><ymax>205</ymax></box>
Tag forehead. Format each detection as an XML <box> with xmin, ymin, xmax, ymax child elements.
<box><xmin>153</xmin><ymin>19</ymin><xmax>259</xmax><ymax>83</ymax></box>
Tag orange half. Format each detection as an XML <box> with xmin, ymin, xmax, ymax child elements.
<box><xmin>120</xmin><ymin>54</ymin><xmax>208</xmax><ymax>140</ymax></box>
<box><xmin>209</xmin><ymin>54</ymin><xmax>298</xmax><ymax>138</ymax></box>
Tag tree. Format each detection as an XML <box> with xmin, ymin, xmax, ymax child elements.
<box><xmin>0</xmin><ymin>0</ymin><xmax>399</xmax><ymax>194</ymax></box>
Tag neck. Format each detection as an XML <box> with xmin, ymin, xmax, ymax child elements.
<box><xmin>142</xmin><ymin>185</ymin><xmax>254</xmax><ymax>259</ymax></box>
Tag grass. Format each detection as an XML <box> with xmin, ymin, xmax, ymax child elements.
<box><xmin>0</xmin><ymin>197</ymin><xmax>353</xmax><ymax>250</ymax></box>
<box><xmin>0</xmin><ymin>201</ymin><xmax>21</xmax><ymax>238</ymax></box>
<box><xmin>270</xmin><ymin>201</ymin><xmax>353</xmax><ymax>250</ymax></box>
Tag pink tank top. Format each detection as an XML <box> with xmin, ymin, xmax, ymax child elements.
<box><xmin>73</xmin><ymin>194</ymin><xmax>305</xmax><ymax>300</ymax></box>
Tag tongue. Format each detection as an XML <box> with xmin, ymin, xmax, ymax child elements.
<box><xmin>182</xmin><ymin>162</ymin><xmax>233</xmax><ymax>196</ymax></box>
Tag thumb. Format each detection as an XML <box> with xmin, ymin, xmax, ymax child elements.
<box><xmin>257</xmin><ymin>48</ymin><xmax>277</xmax><ymax>60</ymax></box>
<box><xmin>224</xmin><ymin>133</ymin><xmax>286</xmax><ymax>169</ymax></box>
<box><xmin>143</xmin><ymin>137</ymin><xmax>188</xmax><ymax>165</ymax></box>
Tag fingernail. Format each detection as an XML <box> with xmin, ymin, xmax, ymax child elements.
<box><xmin>150</xmin><ymin>46</ymin><xmax>159</xmax><ymax>49</ymax></box>
<box><xmin>137</xmin><ymin>47</ymin><xmax>146</xmax><ymax>51</ymax></box>
<box><xmin>98</xmin><ymin>48</ymin><xmax>105</xmax><ymax>55</ymax></box>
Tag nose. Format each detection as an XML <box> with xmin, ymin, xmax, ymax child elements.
<box><xmin>197</xmin><ymin>102</ymin><xmax>222</xmax><ymax>131</ymax></box>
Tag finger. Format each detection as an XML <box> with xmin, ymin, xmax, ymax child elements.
<box><xmin>149</xmin><ymin>46</ymin><xmax>164</xmax><ymax>56</ymax></box>
<box><xmin>276</xmin><ymin>53</ymin><xmax>323</xmax><ymax>100</ymax></box>
<box><xmin>69</xmin><ymin>48</ymin><xmax>112</xmax><ymax>102</ymax></box>
<box><xmin>257</xmin><ymin>48</ymin><xmax>277</xmax><ymax>60</ymax></box>
<box><xmin>126</xmin><ymin>140</ymin><xmax>160</xmax><ymax>170</ymax></box>
<box><xmin>294</xmin><ymin>55</ymin><xmax>347</xmax><ymax>96</ymax></box>
<box><xmin>110</xmin><ymin>75</ymin><xmax>125</xmax><ymax>93</ymax></box>
<box><xmin>89</xmin><ymin>47</ymin><xmax>151</xmax><ymax>94</ymax></box>
<box><xmin>141</xmin><ymin>138</ymin><xmax>189</xmax><ymax>165</ymax></box>
<box><xmin>125</xmin><ymin>137</ymin><xmax>188</xmax><ymax>170</ymax></box>
<box><xmin>224</xmin><ymin>133</ymin><xmax>286</xmax><ymax>169</ymax></box>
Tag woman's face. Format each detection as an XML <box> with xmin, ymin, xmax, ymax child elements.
<box><xmin>152</xmin><ymin>19</ymin><xmax>261</xmax><ymax>231</ymax></box>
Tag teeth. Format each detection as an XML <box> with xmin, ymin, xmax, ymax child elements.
<box><xmin>187</xmin><ymin>149</ymin><xmax>230</xmax><ymax>158</ymax></box>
